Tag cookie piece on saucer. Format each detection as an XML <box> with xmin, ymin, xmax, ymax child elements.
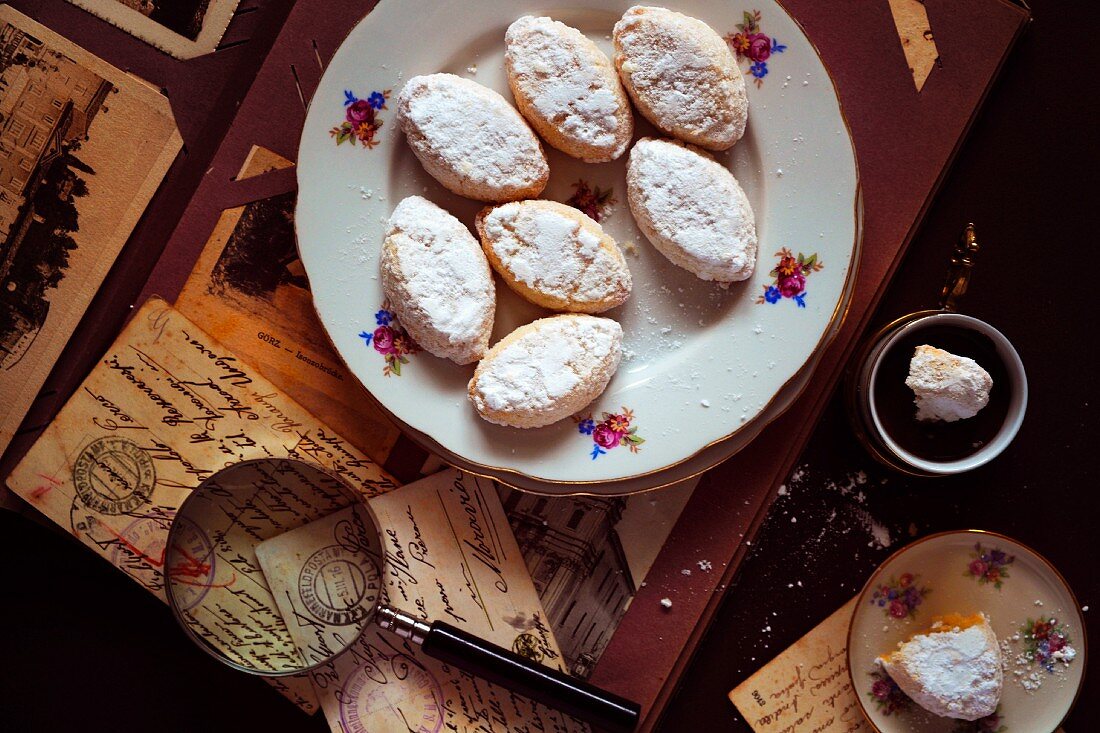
<box><xmin>905</xmin><ymin>345</ymin><xmax>992</xmax><ymax>422</ymax></box>
<box><xmin>879</xmin><ymin>612</ymin><xmax>1002</xmax><ymax>721</ymax></box>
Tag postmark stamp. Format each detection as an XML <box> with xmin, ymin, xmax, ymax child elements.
<box><xmin>109</xmin><ymin>515</ymin><xmax>169</xmax><ymax>590</ymax></box>
<box><xmin>166</xmin><ymin>515</ymin><xmax>217</xmax><ymax>612</ymax></box>
<box><xmin>339</xmin><ymin>660</ymin><xmax>443</xmax><ymax>733</ymax></box>
<box><xmin>72</xmin><ymin>436</ymin><xmax>155</xmax><ymax>515</ymax></box>
<box><xmin>298</xmin><ymin>545</ymin><xmax>380</xmax><ymax>626</ymax></box>
<box><xmin>512</xmin><ymin>632</ymin><xmax>545</xmax><ymax>663</ymax></box>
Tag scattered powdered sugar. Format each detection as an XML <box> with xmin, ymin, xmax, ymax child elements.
<box><xmin>483</xmin><ymin>202</ymin><xmax>629</xmax><ymax>307</ymax></box>
<box><xmin>398</xmin><ymin>74</ymin><xmax>546</xmax><ymax>194</ymax></box>
<box><xmin>697</xmin><ymin>560</ymin><xmax>712</xmax><ymax>572</ymax></box>
<box><xmin>506</xmin><ymin>16</ymin><xmax>626</xmax><ymax>154</ymax></box>
<box><xmin>473</xmin><ymin>316</ymin><xmax>621</xmax><ymax>414</ymax></box>
<box><xmin>660</xmin><ymin>598</ymin><xmax>673</xmax><ymax>609</ymax></box>
<box><xmin>381</xmin><ymin>196</ymin><xmax>493</xmax><ymax>361</ymax></box>
<box><xmin>627</xmin><ymin>138</ymin><xmax>757</xmax><ymax>282</ymax></box>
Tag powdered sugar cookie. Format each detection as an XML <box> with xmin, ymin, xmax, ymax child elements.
<box><xmin>613</xmin><ymin>6</ymin><xmax>748</xmax><ymax>151</ymax></box>
<box><xmin>468</xmin><ymin>315</ymin><xmax>622</xmax><ymax>429</ymax></box>
<box><xmin>475</xmin><ymin>200</ymin><xmax>631</xmax><ymax>313</ymax></box>
<box><xmin>627</xmin><ymin>137</ymin><xmax>757</xmax><ymax>283</ymax></box>
<box><xmin>380</xmin><ymin>196</ymin><xmax>495</xmax><ymax>364</ymax></box>
<box><xmin>397</xmin><ymin>73</ymin><xmax>549</xmax><ymax>202</ymax></box>
<box><xmin>505</xmin><ymin>16</ymin><xmax>633</xmax><ymax>162</ymax></box>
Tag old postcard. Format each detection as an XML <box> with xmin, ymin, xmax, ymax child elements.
<box><xmin>175</xmin><ymin>189</ymin><xmax>401</xmax><ymax>466</ymax></box>
<box><xmin>66</xmin><ymin>0</ymin><xmax>241</xmax><ymax>59</ymax></box>
<box><xmin>729</xmin><ymin>598</ymin><xmax>871</xmax><ymax>733</ymax></box>
<box><xmin>498</xmin><ymin>478</ymin><xmax>697</xmax><ymax>679</ymax></box>
<box><xmin>6</xmin><ymin>298</ymin><xmax>399</xmax><ymax>713</ymax></box>
<box><xmin>256</xmin><ymin>503</ymin><xmax>382</xmax><ymax>667</ymax></box>
<box><xmin>0</xmin><ymin>6</ymin><xmax>181</xmax><ymax>454</ymax></box>
<box><xmin>289</xmin><ymin>468</ymin><xmax>589</xmax><ymax>733</ymax></box>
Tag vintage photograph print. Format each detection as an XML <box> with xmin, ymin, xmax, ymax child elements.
<box><xmin>0</xmin><ymin>6</ymin><xmax>180</xmax><ymax>454</ymax></box>
<box><xmin>66</xmin><ymin>0</ymin><xmax>241</xmax><ymax>59</ymax></box>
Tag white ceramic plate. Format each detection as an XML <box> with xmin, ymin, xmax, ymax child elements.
<box><xmin>849</xmin><ymin>530</ymin><xmax>1086</xmax><ymax>733</ymax></box>
<box><xmin>297</xmin><ymin>0</ymin><xmax>859</xmax><ymax>485</ymax></box>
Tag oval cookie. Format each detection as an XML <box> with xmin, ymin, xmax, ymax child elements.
<box><xmin>627</xmin><ymin>137</ymin><xmax>757</xmax><ymax>283</ymax></box>
<box><xmin>613</xmin><ymin>6</ymin><xmax>748</xmax><ymax>151</ymax></box>
<box><xmin>380</xmin><ymin>196</ymin><xmax>495</xmax><ymax>364</ymax></box>
<box><xmin>475</xmin><ymin>200</ymin><xmax>631</xmax><ymax>314</ymax></box>
<box><xmin>505</xmin><ymin>16</ymin><xmax>633</xmax><ymax>162</ymax></box>
<box><xmin>468</xmin><ymin>315</ymin><xmax>623</xmax><ymax>428</ymax></box>
<box><xmin>397</xmin><ymin>73</ymin><xmax>549</xmax><ymax>202</ymax></box>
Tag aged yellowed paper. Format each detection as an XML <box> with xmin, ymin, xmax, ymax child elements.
<box><xmin>0</xmin><ymin>6</ymin><xmax>181</xmax><ymax>455</ymax></box>
<box><xmin>66</xmin><ymin>0</ymin><xmax>241</xmax><ymax>59</ymax></box>
<box><xmin>729</xmin><ymin>598</ymin><xmax>871</xmax><ymax>733</ymax></box>
<box><xmin>6</xmin><ymin>298</ymin><xmax>398</xmax><ymax>713</ymax></box>
<box><xmin>175</xmin><ymin>191</ymin><xmax>401</xmax><ymax>466</ymax></box>
<box><xmin>235</xmin><ymin>144</ymin><xmax>295</xmax><ymax>180</ymax></box>
<box><xmin>295</xmin><ymin>469</ymin><xmax>589</xmax><ymax>733</ymax></box>
<box><xmin>256</xmin><ymin>503</ymin><xmax>381</xmax><ymax>667</ymax></box>
<box><xmin>887</xmin><ymin>0</ymin><xmax>940</xmax><ymax>92</ymax></box>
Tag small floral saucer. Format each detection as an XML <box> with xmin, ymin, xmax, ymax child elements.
<box><xmin>849</xmin><ymin>530</ymin><xmax>1086</xmax><ymax>733</ymax></box>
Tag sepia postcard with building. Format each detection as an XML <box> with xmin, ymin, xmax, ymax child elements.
<box><xmin>65</xmin><ymin>0</ymin><xmax>241</xmax><ymax>59</ymax></box>
<box><xmin>0</xmin><ymin>6</ymin><xmax>180</xmax><ymax>454</ymax></box>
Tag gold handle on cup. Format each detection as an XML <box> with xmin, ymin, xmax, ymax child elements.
<box><xmin>939</xmin><ymin>223</ymin><xmax>980</xmax><ymax>312</ymax></box>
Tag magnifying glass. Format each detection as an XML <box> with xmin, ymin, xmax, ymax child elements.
<box><xmin>165</xmin><ymin>459</ymin><xmax>640</xmax><ymax>733</ymax></box>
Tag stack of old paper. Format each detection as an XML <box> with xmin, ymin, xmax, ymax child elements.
<box><xmin>6</xmin><ymin>298</ymin><xmax>585</xmax><ymax>732</ymax></box>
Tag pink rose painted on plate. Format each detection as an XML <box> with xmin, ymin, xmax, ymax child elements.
<box><xmin>574</xmin><ymin>407</ymin><xmax>645</xmax><ymax>460</ymax></box>
<box><xmin>358</xmin><ymin>304</ymin><xmax>419</xmax><ymax>376</ymax></box>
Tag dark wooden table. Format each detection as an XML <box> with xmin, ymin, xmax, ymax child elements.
<box><xmin>0</xmin><ymin>2</ymin><xmax>1095</xmax><ymax>731</ymax></box>
<box><xmin>661</xmin><ymin>2</ymin><xmax>1099</xmax><ymax>729</ymax></box>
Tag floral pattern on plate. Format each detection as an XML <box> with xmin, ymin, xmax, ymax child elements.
<box><xmin>867</xmin><ymin>668</ymin><xmax>911</xmax><ymax>716</ymax></box>
<box><xmin>870</xmin><ymin>572</ymin><xmax>930</xmax><ymax>619</ymax></box>
<box><xmin>725</xmin><ymin>10</ymin><xmax>787</xmax><ymax>86</ymax></box>
<box><xmin>358</xmin><ymin>305</ymin><xmax>419</xmax><ymax>376</ymax></box>
<box><xmin>757</xmin><ymin>248</ymin><xmax>823</xmax><ymax>308</ymax></box>
<box><xmin>1021</xmin><ymin>616</ymin><xmax>1076</xmax><ymax>673</ymax></box>
<box><xmin>965</xmin><ymin>542</ymin><xmax>1015</xmax><ymax>589</ymax></box>
<box><xmin>331</xmin><ymin>89</ymin><xmax>390</xmax><ymax>148</ymax></box>
<box><xmin>574</xmin><ymin>407</ymin><xmax>644</xmax><ymax>460</ymax></box>
<box><xmin>564</xmin><ymin>179</ymin><xmax>615</xmax><ymax>223</ymax></box>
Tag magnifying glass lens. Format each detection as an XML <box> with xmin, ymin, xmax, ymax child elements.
<box><xmin>165</xmin><ymin>459</ymin><xmax>376</xmax><ymax>675</ymax></box>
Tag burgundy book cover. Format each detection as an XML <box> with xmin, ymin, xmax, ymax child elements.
<box><xmin>2</xmin><ymin>0</ymin><xmax>1028</xmax><ymax>728</ymax></box>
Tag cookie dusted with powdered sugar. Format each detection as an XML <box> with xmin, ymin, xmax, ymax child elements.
<box><xmin>879</xmin><ymin>613</ymin><xmax>1002</xmax><ymax>721</ymax></box>
<box><xmin>627</xmin><ymin>137</ymin><xmax>757</xmax><ymax>283</ymax></box>
<box><xmin>397</xmin><ymin>74</ymin><xmax>549</xmax><ymax>202</ymax></box>
<box><xmin>475</xmin><ymin>200</ymin><xmax>631</xmax><ymax>313</ymax></box>
<box><xmin>380</xmin><ymin>196</ymin><xmax>495</xmax><ymax>364</ymax></box>
<box><xmin>613</xmin><ymin>6</ymin><xmax>748</xmax><ymax>151</ymax></box>
<box><xmin>468</xmin><ymin>315</ymin><xmax>622</xmax><ymax>429</ymax></box>
<box><xmin>505</xmin><ymin>16</ymin><xmax>633</xmax><ymax>162</ymax></box>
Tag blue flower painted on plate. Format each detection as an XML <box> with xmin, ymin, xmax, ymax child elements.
<box><xmin>724</xmin><ymin>10</ymin><xmax>787</xmax><ymax>87</ymax></box>
<box><xmin>757</xmin><ymin>249</ymin><xmax>824</xmax><ymax>307</ymax></box>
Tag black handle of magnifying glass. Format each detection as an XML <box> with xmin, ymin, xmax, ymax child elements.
<box><xmin>423</xmin><ymin>620</ymin><xmax>640</xmax><ymax>733</ymax></box>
